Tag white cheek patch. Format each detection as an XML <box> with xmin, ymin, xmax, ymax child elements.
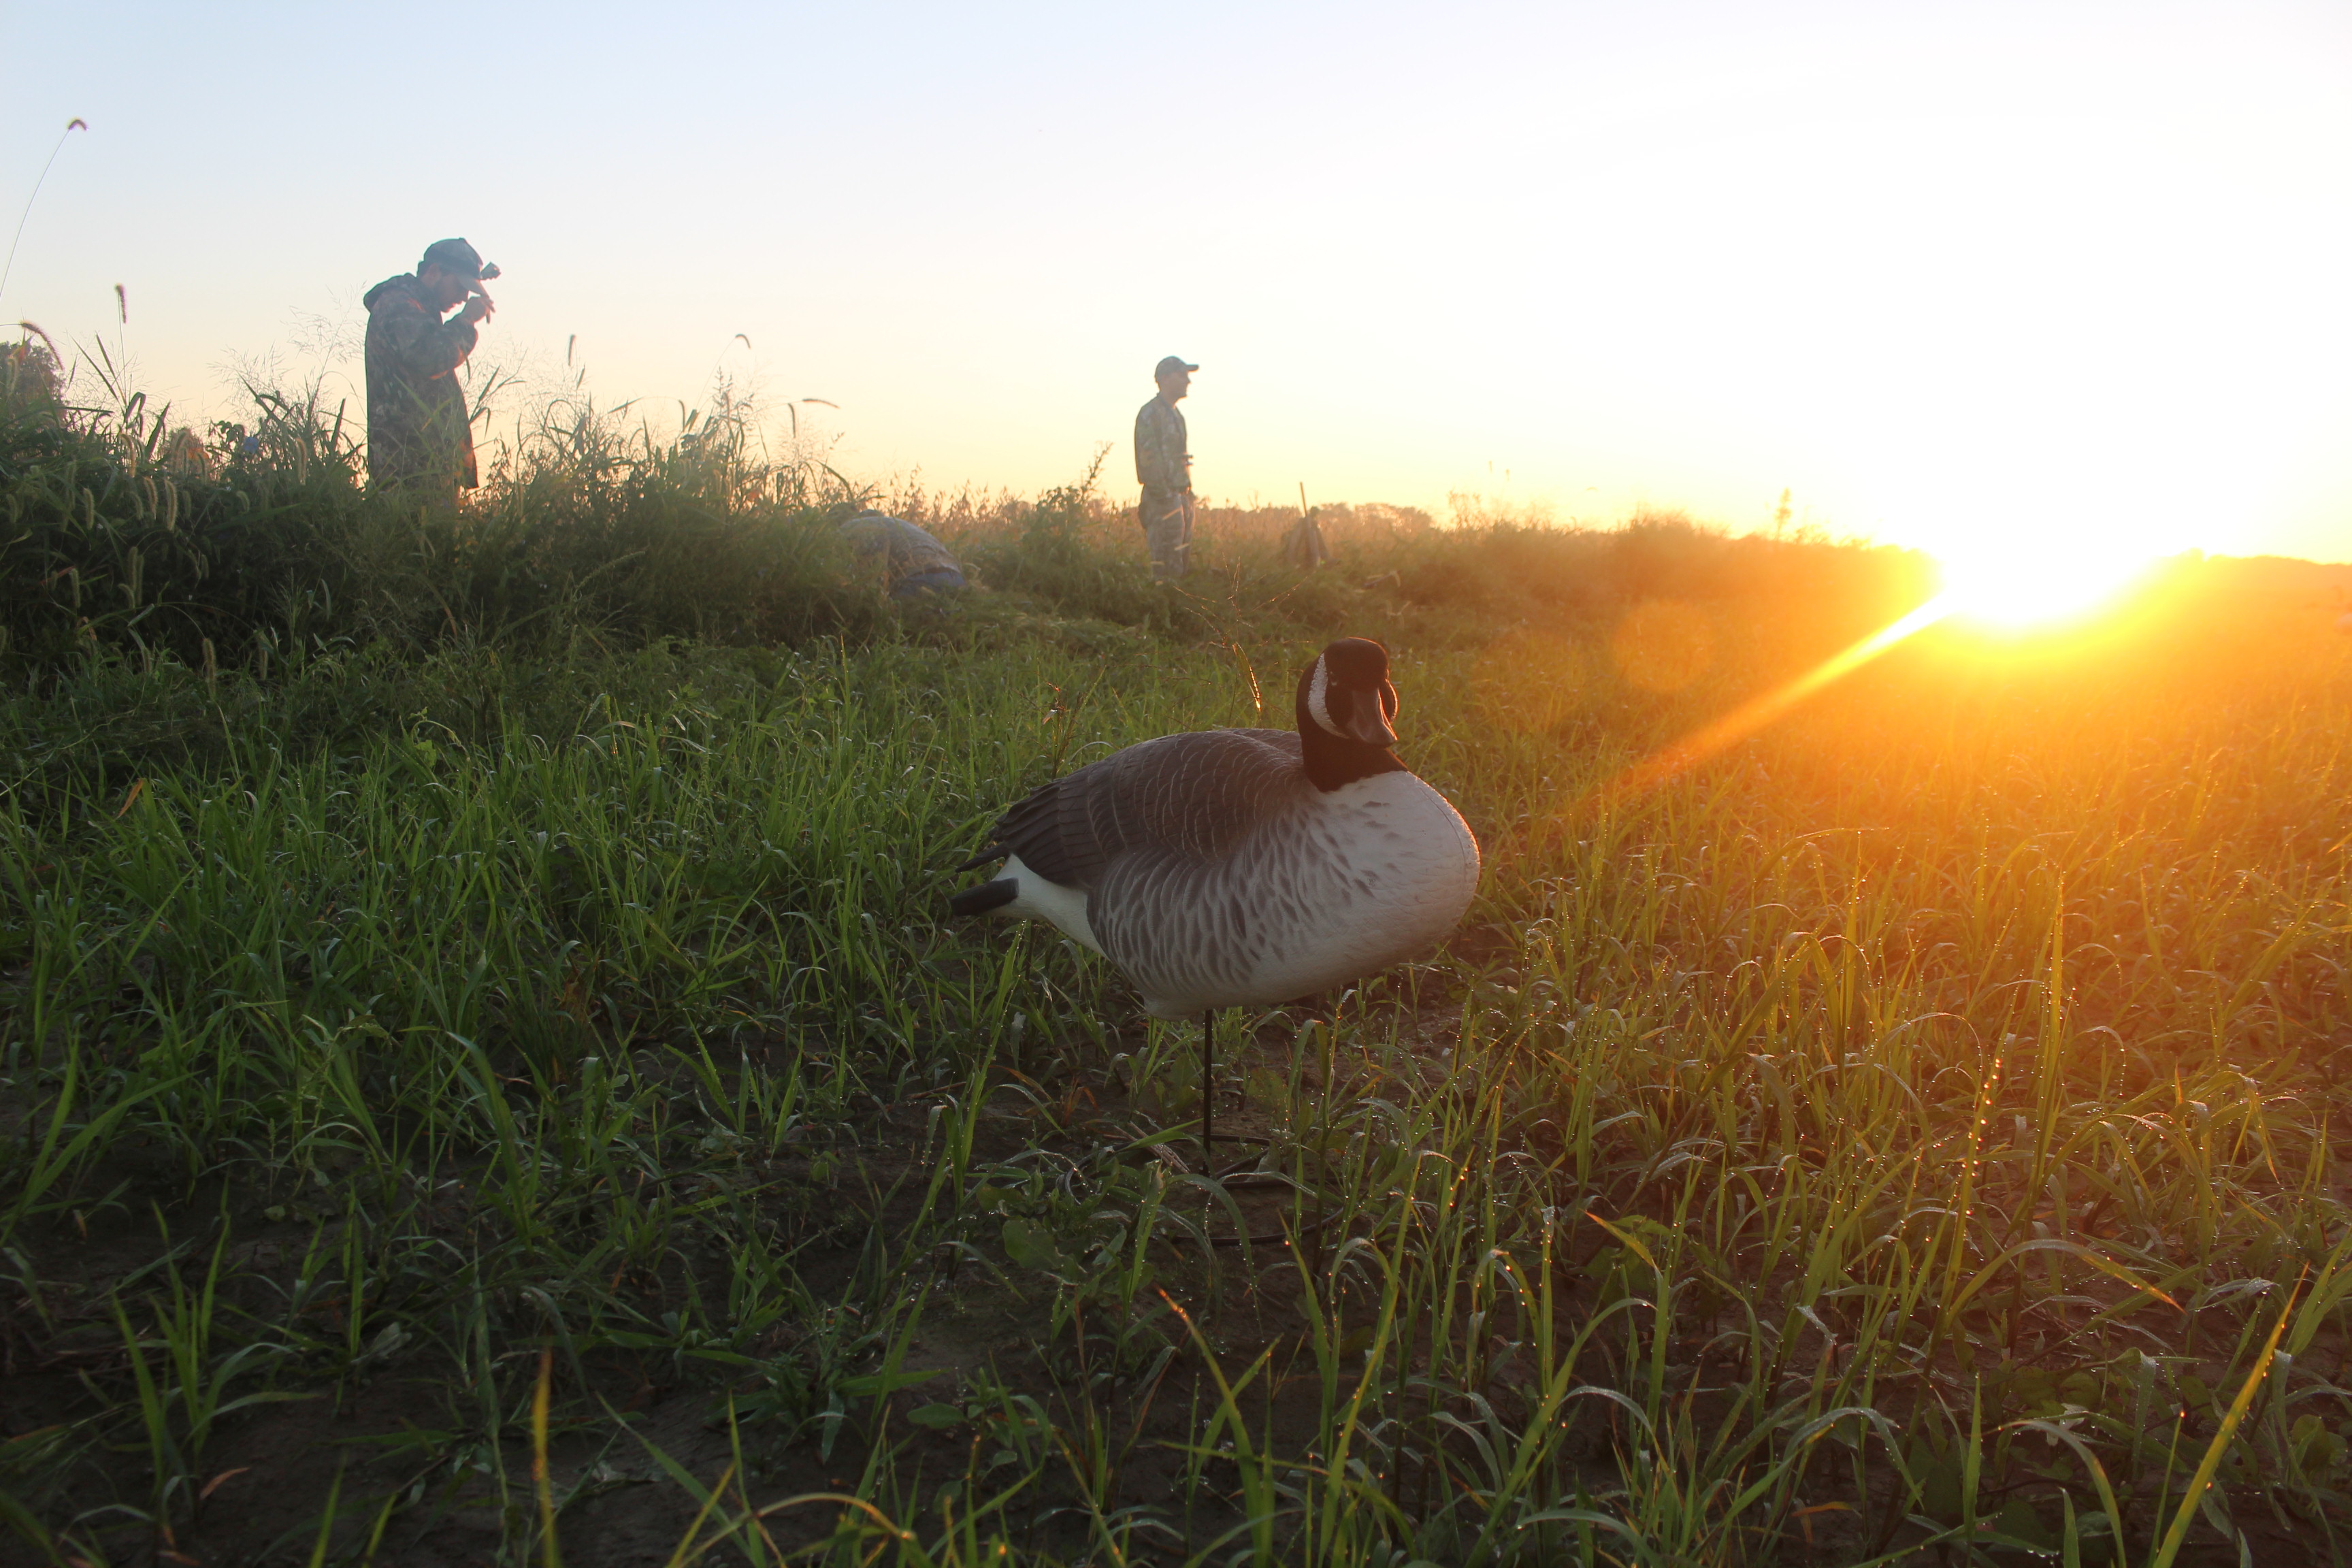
<box><xmin>1306</xmin><ymin>657</ymin><xmax>1345</xmax><ymax>737</ymax></box>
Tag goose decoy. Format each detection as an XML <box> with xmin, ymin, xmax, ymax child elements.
<box><xmin>948</xmin><ymin>637</ymin><xmax>1480</xmax><ymax>1160</ymax></box>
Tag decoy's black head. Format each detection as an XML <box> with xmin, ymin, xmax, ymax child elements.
<box><xmin>1297</xmin><ymin>637</ymin><xmax>1407</xmax><ymax>789</ymax></box>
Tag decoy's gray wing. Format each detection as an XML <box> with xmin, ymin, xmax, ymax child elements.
<box><xmin>967</xmin><ymin>729</ymin><xmax>1305</xmax><ymax>889</ymax></box>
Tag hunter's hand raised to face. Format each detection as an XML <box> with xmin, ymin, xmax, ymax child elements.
<box><xmin>364</xmin><ymin>238</ymin><xmax>500</xmax><ymax>501</ymax></box>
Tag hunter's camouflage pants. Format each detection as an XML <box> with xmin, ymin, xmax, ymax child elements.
<box><xmin>1139</xmin><ymin>488</ymin><xmax>1194</xmax><ymax>579</ymax></box>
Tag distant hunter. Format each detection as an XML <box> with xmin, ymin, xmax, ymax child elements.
<box><xmin>363</xmin><ymin>238</ymin><xmax>498</xmax><ymax>502</ymax></box>
<box><xmin>1134</xmin><ymin>355</ymin><xmax>1196</xmax><ymax>579</ymax></box>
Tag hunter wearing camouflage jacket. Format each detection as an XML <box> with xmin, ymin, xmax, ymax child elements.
<box><xmin>363</xmin><ymin>273</ymin><xmax>480</xmax><ymax>495</ymax></box>
<box><xmin>1134</xmin><ymin>356</ymin><xmax>1197</xmax><ymax>578</ymax></box>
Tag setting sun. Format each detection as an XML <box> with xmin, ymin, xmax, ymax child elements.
<box><xmin>1929</xmin><ymin>541</ymin><xmax>2155</xmax><ymax>629</ymax></box>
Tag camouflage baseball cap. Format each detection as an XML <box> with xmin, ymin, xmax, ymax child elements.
<box><xmin>419</xmin><ymin>238</ymin><xmax>497</xmax><ymax>280</ymax></box>
<box><xmin>1154</xmin><ymin>355</ymin><xmax>1198</xmax><ymax>378</ymax></box>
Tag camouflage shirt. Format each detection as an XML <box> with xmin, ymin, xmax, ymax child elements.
<box><xmin>1134</xmin><ymin>396</ymin><xmax>1190</xmax><ymax>494</ymax></box>
<box><xmin>363</xmin><ymin>274</ymin><xmax>479</xmax><ymax>493</ymax></box>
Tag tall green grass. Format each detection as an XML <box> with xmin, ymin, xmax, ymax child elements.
<box><xmin>2</xmin><ymin>567</ymin><xmax>2349</xmax><ymax>1563</ymax></box>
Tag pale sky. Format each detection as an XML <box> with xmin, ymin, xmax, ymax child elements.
<box><xmin>5</xmin><ymin>1</ymin><xmax>2349</xmax><ymax>568</ymax></box>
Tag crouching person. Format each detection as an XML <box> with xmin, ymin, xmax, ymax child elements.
<box><xmin>836</xmin><ymin>505</ymin><xmax>967</xmax><ymax>600</ymax></box>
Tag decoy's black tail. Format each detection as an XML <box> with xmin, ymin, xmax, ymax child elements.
<box><xmin>947</xmin><ymin>877</ymin><xmax>1019</xmax><ymax>918</ymax></box>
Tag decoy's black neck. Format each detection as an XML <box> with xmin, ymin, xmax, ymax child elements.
<box><xmin>1296</xmin><ymin>688</ymin><xmax>1407</xmax><ymax>792</ymax></box>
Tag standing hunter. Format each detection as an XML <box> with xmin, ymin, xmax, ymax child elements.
<box><xmin>363</xmin><ymin>238</ymin><xmax>498</xmax><ymax>502</ymax></box>
<box><xmin>1133</xmin><ymin>355</ymin><xmax>1197</xmax><ymax>579</ymax></box>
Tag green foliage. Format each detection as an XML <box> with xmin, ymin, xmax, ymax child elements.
<box><xmin>0</xmin><ymin>370</ymin><xmax>893</xmax><ymax>676</ymax></box>
<box><xmin>5</xmin><ymin>603</ymin><xmax>2352</xmax><ymax>1563</ymax></box>
<box><xmin>954</xmin><ymin>444</ymin><xmax>1200</xmax><ymax>635</ymax></box>
<box><xmin>1</xmin><ymin>370</ymin><xmax>1937</xmax><ymax>691</ymax></box>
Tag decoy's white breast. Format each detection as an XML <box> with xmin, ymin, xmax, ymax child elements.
<box><xmin>1093</xmin><ymin>766</ymin><xmax>1477</xmax><ymax>1017</ymax></box>
<box><xmin>950</xmin><ymin>638</ymin><xmax>1480</xmax><ymax>1022</ymax></box>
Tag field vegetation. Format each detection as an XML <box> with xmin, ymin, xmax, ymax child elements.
<box><xmin>4</xmin><ymin>344</ymin><xmax>2352</xmax><ymax>1565</ymax></box>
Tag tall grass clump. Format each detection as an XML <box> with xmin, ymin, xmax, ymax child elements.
<box><xmin>0</xmin><ymin>331</ymin><xmax>363</xmax><ymax>672</ymax></box>
<box><xmin>0</xmin><ymin>344</ymin><xmax>896</xmax><ymax>676</ymax></box>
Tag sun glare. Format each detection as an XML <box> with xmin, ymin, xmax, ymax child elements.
<box><xmin>1930</xmin><ymin>543</ymin><xmax>2153</xmax><ymax>629</ymax></box>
